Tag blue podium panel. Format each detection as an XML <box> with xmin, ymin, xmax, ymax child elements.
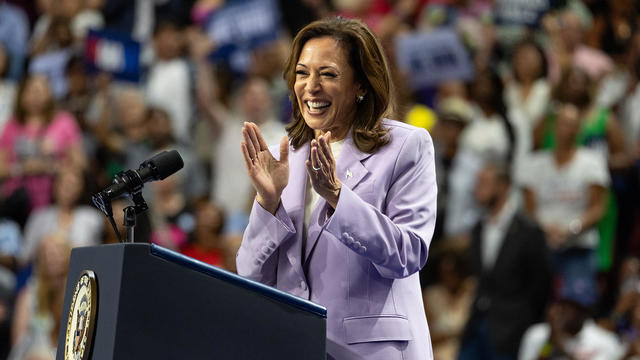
<box><xmin>56</xmin><ymin>244</ymin><xmax>326</xmax><ymax>359</ymax></box>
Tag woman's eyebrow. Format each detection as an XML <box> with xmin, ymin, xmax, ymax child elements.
<box><xmin>319</xmin><ymin>66</ymin><xmax>338</xmax><ymax>71</ymax></box>
<box><xmin>296</xmin><ymin>64</ymin><xmax>338</xmax><ymax>71</ymax></box>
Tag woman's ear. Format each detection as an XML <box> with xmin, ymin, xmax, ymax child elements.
<box><xmin>355</xmin><ymin>83</ymin><xmax>366</xmax><ymax>102</ymax></box>
<box><xmin>356</xmin><ymin>82</ymin><xmax>366</xmax><ymax>98</ymax></box>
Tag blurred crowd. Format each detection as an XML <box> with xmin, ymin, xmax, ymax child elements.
<box><xmin>0</xmin><ymin>0</ymin><xmax>638</xmax><ymax>359</ymax></box>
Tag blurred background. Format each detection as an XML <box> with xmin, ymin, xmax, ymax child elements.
<box><xmin>0</xmin><ymin>0</ymin><xmax>639</xmax><ymax>358</ymax></box>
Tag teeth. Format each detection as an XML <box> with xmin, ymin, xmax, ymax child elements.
<box><xmin>307</xmin><ymin>101</ymin><xmax>330</xmax><ymax>109</ymax></box>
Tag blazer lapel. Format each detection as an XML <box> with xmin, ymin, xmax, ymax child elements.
<box><xmin>303</xmin><ymin>198</ymin><xmax>325</xmax><ymax>263</ymax></box>
<box><xmin>336</xmin><ymin>134</ymin><xmax>372</xmax><ymax>191</ymax></box>
<box><xmin>303</xmin><ymin>133</ymin><xmax>373</xmax><ymax>263</ymax></box>
<box><xmin>282</xmin><ymin>143</ymin><xmax>308</xmax><ymax>278</ymax></box>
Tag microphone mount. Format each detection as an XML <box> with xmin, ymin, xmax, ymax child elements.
<box><xmin>92</xmin><ymin>150</ymin><xmax>183</xmax><ymax>244</ymax></box>
<box><xmin>93</xmin><ymin>170</ymin><xmax>150</xmax><ymax>244</ymax></box>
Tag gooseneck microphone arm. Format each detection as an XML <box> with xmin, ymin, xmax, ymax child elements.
<box><xmin>92</xmin><ymin>150</ymin><xmax>184</xmax><ymax>243</ymax></box>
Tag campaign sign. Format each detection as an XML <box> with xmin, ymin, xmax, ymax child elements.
<box><xmin>395</xmin><ymin>29</ymin><xmax>473</xmax><ymax>89</ymax></box>
<box><xmin>29</xmin><ymin>50</ymin><xmax>72</xmax><ymax>99</ymax></box>
<box><xmin>206</xmin><ymin>0</ymin><xmax>281</xmax><ymax>62</ymax></box>
<box><xmin>495</xmin><ymin>0</ymin><xmax>550</xmax><ymax>27</ymax></box>
<box><xmin>85</xmin><ymin>30</ymin><xmax>141</xmax><ymax>82</ymax></box>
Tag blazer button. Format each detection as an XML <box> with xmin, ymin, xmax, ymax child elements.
<box><xmin>300</xmin><ymin>281</ymin><xmax>307</xmax><ymax>291</ymax></box>
<box><xmin>267</xmin><ymin>241</ymin><xmax>277</xmax><ymax>249</ymax></box>
<box><xmin>254</xmin><ymin>259</ymin><xmax>261</xmax><ymax>265</ymax></box>
<box><xmin>359</xmin><ymin>246</ymin><xmax>367</xmax><ymax>253</ymax></box>
<box><xmin>258</xmin><ymin>253</ymin><xmax>267</xmax><ymax>261</ymax></box>
<box><xmin>354</xmin><ymin>241</ymin><xmax>362</xmax><ymax>247</ymax></box>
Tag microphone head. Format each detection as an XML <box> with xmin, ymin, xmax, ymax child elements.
<box><xmin>145</xmin><ymin>150</ymin><xmax>184</xmax><ymax>180</ymax></box>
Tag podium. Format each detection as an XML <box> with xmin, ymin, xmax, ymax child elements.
<box><xmin>55</xmin><ymin>243</ymin><xmax>327</xmax><ymax>359</ymax></box>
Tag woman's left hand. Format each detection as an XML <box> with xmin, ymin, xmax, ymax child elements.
<box><xmin>306</xmin><ymin>132</ymin><xmax>342</xmax><ymax>209</ymax></box>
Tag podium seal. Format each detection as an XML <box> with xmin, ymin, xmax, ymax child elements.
<box><xmin>65</xmin><ymin>270</ymin><xmax>98</xmax><ymax>360</ymax></box>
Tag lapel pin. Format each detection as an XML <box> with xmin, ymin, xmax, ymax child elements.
<box><xmin>346</xmin><ymin>169</ymin><xmax>353</xmax><ymax>179</ymax></box>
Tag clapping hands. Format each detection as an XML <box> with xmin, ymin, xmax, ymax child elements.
<box><xmin>305</xmin><ymin>132</ymin><xmax>342</xmax><ymax>209</ymax></box>
<box><xmin>241</xmin><ymin>124</ymin><xmax>343</xmax><ymax>214</ymax></box>
<box><xmin>241</xmin><ymin>122</ymin><xmax>289</xmax><ymax>215</ymax></box>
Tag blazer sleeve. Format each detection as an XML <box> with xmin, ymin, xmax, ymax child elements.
<box><xmin>235</xmin><ymin>199</ymin><xmax>296</xmax><ymax>285</ymax></box>
<box><xmin>323</xmin><ymin>128</ymin><xmax>437</xmax><ymax>279</ymax></box>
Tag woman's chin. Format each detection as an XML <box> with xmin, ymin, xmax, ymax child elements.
<box><xmin>303</xmin><ymin>116</ymin><xmax>329</xmax><ymax>131</ymax></box>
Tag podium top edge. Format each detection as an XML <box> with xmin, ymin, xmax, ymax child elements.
<box><xmin>149</xmin><ymin>244</ymin><xmax>327</xmax><ymax>318</ymax></box>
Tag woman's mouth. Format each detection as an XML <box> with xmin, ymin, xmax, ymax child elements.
<box><xmin>305</xmin><ymin>100</ymin><xmax>331</xmax><ymax>114</ymax></box>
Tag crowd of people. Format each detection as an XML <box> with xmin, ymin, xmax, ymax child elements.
<box><xmin>0</xmin><ymin>0</ymin><xmax>638</xmax><ymax>359</ymax></box>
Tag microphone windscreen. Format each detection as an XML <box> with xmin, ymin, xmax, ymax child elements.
<box><xmin>149</xmin><ymin>150</ymin><xmax>184</xmax><ymax>180</ymax></box>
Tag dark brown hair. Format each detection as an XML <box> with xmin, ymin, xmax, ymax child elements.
<box><xmin>283</xmin><ymin>17</ymin><xmax>394</xmax><ymax>153</ymax></box>
<box><xmin>553</xmin><ymin>67</ymin><xmax>592</xmax><ymax>109</ymax></box>
<box><xmin>512</xmin><ymin>39</ymin><xmax>548</xmax><ymax>83</ymax></box>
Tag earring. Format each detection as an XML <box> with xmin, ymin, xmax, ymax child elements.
<box><xmin>356</xmin><ymin>95</ymin><xmax>364</xmax><ymax>103</ymax></box>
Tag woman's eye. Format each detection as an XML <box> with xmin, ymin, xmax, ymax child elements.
<box><xmin>295</xmin><ymin>70</ymin><xmax>307</xmax><ymax>75</ymax></box>
<box><xmin>322</xmin><ymin>73</ymin><xmax>336</xmax><ymax>77</ymax></box>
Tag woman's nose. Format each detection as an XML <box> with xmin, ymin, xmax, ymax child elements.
<box><xmin>307</xmin><ymin>74</ymin><xmax>321</xmax><ymax>93</ymax></box>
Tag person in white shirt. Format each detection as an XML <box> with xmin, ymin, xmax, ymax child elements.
<box><xmin>446</xmin><ymin>68</ymin><xmax>526</xmax><ymax>238</ymax></box>
<box><xmin>145</xmin><ymin>19</ymin><xmax>193</xmax><ymax>145</ymax></box>
<box><xmin>20</xmin><ymin>169</ymin><xmax>102</xmax><ymax>265</ymax></box>
<box><xmin>211</xmin><ymin>77</ymin><xmax>286</xmax><ymax>234</ymax></box>
<box><xmin>519</xmin><ymin>101</ymin><xmax>609</xmax><ymax>304</ymax></box>
<box><xmin>505</xmin><ymin>40</ymin><xmax>551</xmax><ymax>127</ymax></box>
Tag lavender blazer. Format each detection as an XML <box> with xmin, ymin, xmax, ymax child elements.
<box><xmin>237</xmin><ymin>119</ymin><xmax>436</xmax><ymax>359</ymax></box>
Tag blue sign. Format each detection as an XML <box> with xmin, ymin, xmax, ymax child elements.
<box><xmin>85</xmin><ymin>29</ymin><xmax>141</xmax><ymax>82</ymax></box>
<box><xmin>394</xmin><ymin>29</ymin><xmax>474</xmax><ymax>89</ymax></box>
<box><xmin>206</xmin><ymin>0</ymin><xmax>281</xmax><ymax>69</ymax></box>
<box><xmin>29</xmin><ymin>50</ymin><xmax>72</xmax><ymax>99</ymax></box>
<box><xmin>495</xmin><ymin>0</ymin><xmax>550</xmax><ymax>27</ymax></box>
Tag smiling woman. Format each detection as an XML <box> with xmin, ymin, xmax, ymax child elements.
<box><xmin>293</xmin><ymin>36</ymin><xmax>361</xmax><ymax>141</ymax></box>
<box><xmin>284</xmin><ymin>17</ymin><xmax>393</xmax><ymax>153</ymax></box>
<box><xmin>237</xmin><ymin>17</ymin><xmax>437</xmax><ymax>360</ymax></box>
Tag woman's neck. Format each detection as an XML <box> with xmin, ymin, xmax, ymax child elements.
<box><xmin>478</xmin><ymin>104</ymin><xmax>496</xmax><ymax>118</ymax></box>
<box><xmin>554</xmin><ymin>145</ymin><xmax>577</xmax><ymax>166</ymax></box>
<box><xmin>57</xmin><ymin>205</ymin><xmax>73</xmax><ymax>222</ymax></box>
<box><xmin>518</xmin><ymin>79</ymin><xmax>535</xmax><ymax>99</ymax></box>
<box><xmin>194</xmin><ymin>229</ymin><xmax>221</xmax><ymax>251</ymax></box>
<box><xmin>444</xmin><ymin>278</ymin><xmax>466</xmax><ymax>298</ymax></box>
<box><xmin>314</xmin><ymin>125</ymin><xmax>349</xmax><ymax>142</ymax></box>
<box><xmin>24</xmin><ymin>114</ymin><xmax>46</xmax><ymax>125</ymax></box>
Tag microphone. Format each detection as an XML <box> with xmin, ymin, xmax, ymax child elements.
<box><xmin>92</xmin><ymin>150</ymin><xmax>184</xmax><ymax>209</ymax></box>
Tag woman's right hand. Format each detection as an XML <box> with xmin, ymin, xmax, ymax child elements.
<box><xmin>241</xmin><ymin>122</ymin><xmax>289</xmax><ymax>215</ymax></box>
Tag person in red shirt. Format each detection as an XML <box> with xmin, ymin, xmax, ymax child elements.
<box><xmin>180</xmin><ymin>197</ymin><xmax>226</xmax><ymax>269</ymax></box>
